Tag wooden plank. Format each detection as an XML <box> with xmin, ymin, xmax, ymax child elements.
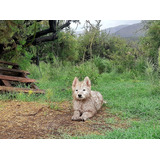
<box><xmin>0</xmin><ymin>75</ymin><xmax>36</xmax><ymax>83</ymax></box>
<box><xmin>0</xmin><ymin>67</ymin><xmax>30</xmax><ymax>75</ymax></box>
<box><xmin>0</xmin><ymin>61</ymin><xmax>19</xmax><ymax>67</ymax></box>
<box><xmin>30</xmin><ymin>83</ymin><xmax>39</xmax><ymax>89</ymax></box>
<box><xmin>0</xmin><ymin>86</ymin><xmax>45</xmax><ymax>94</ymax></box>
<box><xmin>2</xmin><ymin>80</ymin><xmax>12</xmax><ymax>87</ymax></box>
<box><xmin>22</xmin><ymin>73</ymin><xmax>38</xmax><ymax>89</ymax></box>
<box><xmin>0</xmin><ymin>73</ymin><xmax>12</xmax><ymax>87</ymax></box>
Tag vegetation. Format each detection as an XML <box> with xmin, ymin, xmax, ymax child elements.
<box><xmin>0</xmin><ymin>20</ymin><xmax>160</xmax><ymax>139</ymax></box>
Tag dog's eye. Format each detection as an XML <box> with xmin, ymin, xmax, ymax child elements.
<box><xmin>83</xmin><ymin>89</ymin><xmax>86</xmax><ymax>91</ymax></box>
<box><xmin>76</xmin><ymin>89</ymin><xmax>78</xmax><ymax>91</ymax></box>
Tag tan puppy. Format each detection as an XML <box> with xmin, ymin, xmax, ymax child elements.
<box><xmin>72</xmin><ymin>76</ymin><xmax>104</xmax><ymax>121</ymax></box>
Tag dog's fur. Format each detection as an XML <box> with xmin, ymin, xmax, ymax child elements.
<box><xmin>72</xmin><ymin>76</ymin><xmax>104</xmax><ymax>121</ymax></box>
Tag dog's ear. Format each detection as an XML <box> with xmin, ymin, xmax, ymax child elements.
<box><xmin>84</xmin><ymin>77</ymin><xmax>91</xmax><ymax>88</ymax></box>
<box><xmin>72</xmin><ymin>77</ymin><xmax>79</xmax><ymax>90</ymax></box>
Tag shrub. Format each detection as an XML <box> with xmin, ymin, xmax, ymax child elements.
<box><xmin>53</xmin><ymin>31</ymin><xmax>80</xmax><ymax>61</ymax></box>
<box><xmin>141</xmin><ymin>21</ymin><xmax>160</xmax><ymax>68</ymax></box>
<box><xmin>27</xmin><ymin>59</ymin><xmax>100</xmax><ymax>89</ymax></box>
<box><xmin>68</xmin><ymin>61</ymin><xmax>99</xmax><ymax>85</ymax></box>
<box><xmin>145</xmin><ymin>60</ymin><xmax>155</xmax><ymax>81</ymax></box>
<box><xmin>92</xmin><ymin>56</ymin><xmax>112</xmax><ymax>73</ymax></box>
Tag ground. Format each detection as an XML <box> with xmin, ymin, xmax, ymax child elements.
<box><xmin>0</xmin><ymin>100</ymin><xmax>128</xmax><ymax>139</ymax></box>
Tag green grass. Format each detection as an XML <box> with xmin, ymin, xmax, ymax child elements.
<box><xmin>73</xmin><ymin>120</ymin><xmax>160</xmax><ymax>139</ymax></box>
<box><xmin>1</xmin><ymin>62</ymin><xmax>160</xmax><ymax>139</ymax></box>
<box><xmin>72</xmin><ymin>73</ymin><xmax>160</xmax><ymax>139</ymax></box>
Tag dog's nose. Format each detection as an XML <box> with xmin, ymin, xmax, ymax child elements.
<box><xmin>78</xmin><ymin>94</ymin><xmax>82</xmax><ymax>98</ymax></box>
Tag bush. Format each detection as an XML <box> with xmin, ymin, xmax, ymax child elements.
<box><xmin>52</xmin><ymin>31</ymin><xmax>80</xmax><ymax>61</ymax></box>
<box><xmin>141</xmin><ymin>21</ymin><xmax>160</xmax><ymax>68</ymax></box>
<box><xmin>67</xmin><ymin>61</ymin><xmax>99</xmax><ymax>85</ymax></box>
<box><xmin>27</xmin><ymin>59</ymin><xmax>100</xmax><ymax>88</ymax></box>
<box><xmin>134</xmin><ymin>57</ymin><xmax>146</xmax><ymax>73</ymax></box>
<box><xmin>145</xmin><ymin>60</ymin><xmax>155</xmax><ymax>82</ymax></box>
<box><xmin>92</xmin><ymin>56</ymin><xmax>112</xmax><ymax>73</ymax></box>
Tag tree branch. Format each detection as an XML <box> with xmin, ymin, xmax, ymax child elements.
<box><xmin>59</xmin><ymin>20</ymin><xmax>71</xmax><ymax>30</ymax></box>
<box><xmin>26</xmin><ymin>20</ymin><xmax>73</xmax><ymax>45</ymax></box>
<box><xmin>34</xmin><ymin>34</ymin><xmax>57</xmax><ymax>44</ymax></box>
<box><xmin>26</xmin><ymin>20</ymin><xmax>55</xmax><ymax>43</ymax></box>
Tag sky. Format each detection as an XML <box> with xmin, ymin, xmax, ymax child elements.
<box><xmin>70</xmin><ymin>20</ymin><xmax>141</xmax><ymax>31</ymax></box>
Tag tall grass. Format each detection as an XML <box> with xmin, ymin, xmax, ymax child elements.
<box><xmin>28</xmin><ymin>59</ymin><xmax>100</xmax><ymax>85</ymax></box>
<box><xmin>1</xmin><ymin>56</ymin><xmax>159</xmax><ymax>104</ymax></box>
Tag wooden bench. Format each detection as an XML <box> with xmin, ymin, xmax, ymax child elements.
<box><xmin>0</xmin><ymin>61</ymin><xmax>45</xmax><ymax>94</ymax></box>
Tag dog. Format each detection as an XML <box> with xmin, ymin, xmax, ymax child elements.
<box><xmin>72</xmin><ymin>76</ymin><xmax>104</xmax><ymax>121</ymax></box>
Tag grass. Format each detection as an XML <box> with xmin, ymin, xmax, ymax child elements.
<box><xmin>0</xmin><ymin>61</ymin><xmax>160</xmax><ymax>139</ymax></box>
<box><xmin>73</xmin><ymin>120</ymin><xmax>160</xmax><ymax>139</ymax></box>
<box><xmin>85</xmin><ymin>73</ymin><xmax>160</xmax><ymax>139</ymax></box>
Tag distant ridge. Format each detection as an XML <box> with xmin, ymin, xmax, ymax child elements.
<box><xmin>103</xmin><ymin>22</ymin><xmax>145</xmax><ymax>40</ymax></box>
<box><xmin>75</xmin><ymin>22</ymin><xmax>146</xmax><ymax>40</ymax></box>
<box><xmin>115</xmin><ymin>23</ymin><xmax>145</xmax><ymax>38</ymax></box>
<box><xmin>103</xmin><ymin>25</ymin><xmax>129</xmax><ymax>34</ymax></box>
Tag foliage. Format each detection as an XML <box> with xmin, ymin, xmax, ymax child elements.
<box><xmin>158</xmin><ymin>48</ymin><xmax>160</xmax><ymax>71</ymax></box>
<box><xmin>77</xmin><ymin>22</ymin><xmax>113</xmax><ymax>60</ymax></box>
<box><xmin>28</xmin><ymin>59</ymin><xmax>100</xmax><ymax>86</ymax></box>
<box><xmin>0</xmin><ymin>20</ymin><xmax>79</xmax><ymax>65</ymax></box>
<box><xmin>0</xmin><ymin>21</ymin><xmax>17</xmax><ymax>44</ymax></box>
<box><xmin>141</xmin><ymin>21</ymin><xmax>160</xmax><ymax>68</ymax></box>
<box><xmin>77</xmin><ymin>21</ymin><xmax>145</xmax><ymax>74</ymax></box>
<box><xmin>52</xmin><ymin>31</ymin><xmax>79</xmax><ymax>61</ymax></box>
<box><xmin>0</xmin><ymin>20</ymin><xmax>41</xmax><ymax>69</ymax></box>
<box><xmin>71</xmin><ymin>61</ymin><xmax>99</xmax><ymax>84</ymax></box>
<box><xmin>92</xmin><ymin>56</ymin><xmax>112</xmax><ymax>73</ymax></box>
<box><xmin>0</xmin><ymin>20</ymin><xmax>157</xmax><ymax>76</ymax></box>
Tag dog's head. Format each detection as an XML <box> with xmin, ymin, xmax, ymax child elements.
<box><xmin>72</xmin><ymin>77</ymin><xmax>91</xmax><ymax>100</ymax></box>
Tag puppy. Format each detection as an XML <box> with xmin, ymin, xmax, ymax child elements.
<box><xmin>72</xmin><ymin>76</ymin><xmax>104</xmax><ymax>121</ymax></box>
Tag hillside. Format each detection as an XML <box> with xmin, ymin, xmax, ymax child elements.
<box><xmin>115</xmin><ymin>23</ymin><xmax>145</xmax><ymax>38</ymax></box>
<box><xmin>103</xmin><ymin>22</ymin><xmax>146</xmax><ymax>39</ymax></box>
<box><xmin>103</xmin><ymin>25</ymin><xmax>129</xmax><ymax>34</ymax></box>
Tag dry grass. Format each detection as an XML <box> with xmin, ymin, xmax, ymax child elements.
<box><xmin>0</xmin><ymin>100</ymin><xmax>128</xmax><ymax>139</ymax></box>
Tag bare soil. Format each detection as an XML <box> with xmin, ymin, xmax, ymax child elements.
<box><xmin>0</xmin><ymin>100</ymin><xmax>128</xmax><ymax>139</ymax></box>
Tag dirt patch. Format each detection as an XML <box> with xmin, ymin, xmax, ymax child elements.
<box><xmin>0</xmin><ymin>100</ymin><xmax>128</xmax><ymax>139</ymax></box>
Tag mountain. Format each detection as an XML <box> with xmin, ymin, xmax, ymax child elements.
<box><xmin>75</xmin><ymin>22</ymin><xmax>146</xmax><ymax>40</ymax></box>
<box><xmin>103</xmin><ymin>23</ymin><xmax>146</xmax><ymax>40</ymax></box>
<box><xmin>103</xmin><ymin>25</ymin><xmax>129</xmax><ymax>34</ymax></box>
<box><xmin>115</xmin><ymin>23</ymin><xmax>145</xmax><ymax>38</ymax></box>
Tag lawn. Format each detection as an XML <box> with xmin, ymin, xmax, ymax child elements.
<box><xmin>0</xmin><ymin>71</ymin><xmax>160</xmax><ymax>139</ymax></box>
<box><xmin>75</xmin><ymin>73</ymin><xmax>160</xmax><ymax>138</ymax></box>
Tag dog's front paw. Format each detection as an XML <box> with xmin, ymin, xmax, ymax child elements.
<box><xmin>72</xmin><ymin>115</ymin><xmax>80</xmax><ymax>121</ymax></box>
<box><xmin>79</xmin><ymin>116</ymin><xmax>87</xmax><ymax>121</ymax></box>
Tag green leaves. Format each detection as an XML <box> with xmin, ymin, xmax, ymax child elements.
<box><xmin>16</xmin><ymin>45</ymin><xmax>23</xmax><ymax>51</ymax></box>
<box><xmin>141</xmin><ymin>21</ymin><xmax>160</xmax><ymax>67</ymax></box>
<box><xmin>19</xmin><ymin>39</ymin><xmax>26</xmax><ymax>45</ymax></box>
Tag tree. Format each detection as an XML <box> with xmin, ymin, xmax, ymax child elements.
<box><xmin>78</xmin><ymin>20</ymin><xmax>103</xmax><ymax>60</ymax></box>
<box><xmin>0</xmin><ymin>20</ymin><xmax>79</xmax><ymax>59</ymax></box>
